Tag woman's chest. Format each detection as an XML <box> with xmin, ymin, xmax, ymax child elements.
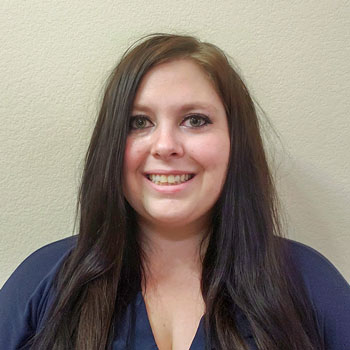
<box><xmin>111</xmin><ymin>290</ymin><xmax>257</xmax><ymax>350</ymax></box>
<box><xmin>143</xmin><ymin>285</ymin><xmax>206</xmax><ymax>350</ymax></box>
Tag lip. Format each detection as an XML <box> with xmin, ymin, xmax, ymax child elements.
<box><xmin>143</xmin><ymin>170</ymin><xmax>196</xmax><ymax>176</ymax></box>
<box><xmin>143</xmin><ymin>172</ymin><xmax>196</xmax><ymax>194</ymax></box>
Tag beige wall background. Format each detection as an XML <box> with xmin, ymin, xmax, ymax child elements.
<box><xmin>1</xmin><ymin>0</ymin><xmax>349</xmax><ymax>287</ymax></box>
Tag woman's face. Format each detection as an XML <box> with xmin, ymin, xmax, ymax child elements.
<box><xmin>123</xmin><ymin>59</ymin><xmax>230</xmax><ymax>230</ymax></box>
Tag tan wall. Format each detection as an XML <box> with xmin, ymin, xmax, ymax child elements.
<box><xmin>1</xmin><ymin>0</ymin><xmax>349</xmax><ymax>286</ymax></box>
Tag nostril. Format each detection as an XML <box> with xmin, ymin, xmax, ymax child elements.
<box><xmin>150</xmin><ymin>136</ymin><xmax>184</xmax><ymax>158</ymax></box>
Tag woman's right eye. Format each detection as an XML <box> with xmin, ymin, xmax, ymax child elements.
<box><xmin>129</xmin><ymin>116</ymin><xmax>153</xmax><ymax>130</ymax></box>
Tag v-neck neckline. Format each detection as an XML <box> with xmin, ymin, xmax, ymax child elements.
<box><xmin>136</xmin><ymin>291</ymin><xmax>206</xmax><ymax>349</ymax></box>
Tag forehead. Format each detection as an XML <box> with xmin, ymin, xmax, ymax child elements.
<box><xmin>137</xmin><ymin>59</ymin><xmax>212</xmax><ymax>89</ymax></box>
<box><xmin>132</xmin><ymin>59</ymin><xmax>223</xmax><ymax>113</ymax></box>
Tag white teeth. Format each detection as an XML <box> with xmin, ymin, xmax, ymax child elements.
<box><xmin>147</xmin><ymin>174</ymin><xmax>193</xmax><ymax>185</ymax></box>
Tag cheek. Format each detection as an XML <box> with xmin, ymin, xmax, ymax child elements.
<box><xmin>123</xmin><ymin>139</ymin><xmax>147</xmax><ymax>203</ymax></box>
<box><xmin>190</xmin><ymin>135</ymin><xmax>230</xmax><ymax>172</ymax></box>
<box><xmin>123</xmin><ymin>139</ymin><xmax>145</xmax><ymax>174</ymax></box>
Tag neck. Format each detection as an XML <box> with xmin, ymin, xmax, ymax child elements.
<box><xmin>138</xmin><ymin>217</ymin><xmax>211</xmax><ymax>287</ymax></box>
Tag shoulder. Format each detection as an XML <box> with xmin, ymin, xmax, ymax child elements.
<box><xmin>284</xmin><ymin>239</ymin><xmax>349</xmax><ymax>294</ymax></box>
<box><xmin>283</xmin><ymin>238</ymin><xmax>350</xmax><ymax>349</ymax></box>
<box><xmin>1</xmin><ymin>235</ymin><xmax>77</xmax><ymax>297</ymax></box>
<box><xmin>0</xmin><ymin>236</ymin><xmax>77</xmax><ymax>349</ymax></box>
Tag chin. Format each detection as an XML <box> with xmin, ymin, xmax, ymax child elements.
<box><xmin>144</xmin><ymin>207</ymin><xmax>198</xmax><ymax>228</ymax></box>
<box><xmin>149</xmin><ymin>213</ymin><xmax>192</xmax><ymax>226</ymax></box>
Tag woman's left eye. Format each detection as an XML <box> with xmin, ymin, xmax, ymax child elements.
<box><xmin>182</xmin><ymin>114</ymin><xmax>212</xmax><ymax>128</ymax></box>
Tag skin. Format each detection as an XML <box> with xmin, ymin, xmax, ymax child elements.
<box><xmin>122</xmin><ymin>58</ymin><xmax>230</xmax><ymax>349</ymax></box>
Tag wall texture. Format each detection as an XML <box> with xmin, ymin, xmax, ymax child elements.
<box><xmin>1</xmin><ymin>0</ymin><xmax>349</xmax><ymax>286</ymax></box>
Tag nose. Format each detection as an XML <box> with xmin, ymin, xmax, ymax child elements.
<box><xmin>150</xmin><ymin>125</ymin><xmax>184</xmax><ymax>159</ymax></box>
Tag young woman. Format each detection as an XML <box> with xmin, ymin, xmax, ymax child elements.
<box><xmin>1</xmin><ymin>33</ymin><xmax>349</xmax><ymax>350</ymax></box>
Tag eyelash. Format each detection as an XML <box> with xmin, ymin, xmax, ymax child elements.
<box><xmin>129</xmin><ymin>114</ymin><xmax>212</xmax><ymax>130</ymax></box>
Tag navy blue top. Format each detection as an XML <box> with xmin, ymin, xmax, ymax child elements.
<box><xmin>1</xmin><ymin>236</ymin><xmax>349</xmax><ymax>349</ymax></box>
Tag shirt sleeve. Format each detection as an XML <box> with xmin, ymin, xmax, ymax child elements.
<box><xmin>289</xmin><ymin>240</ymin><xmax>350</xmax><ymax>350</ymax></box>
<box><xmin>0</xmin><ymin>236</ymin><xmax>76</xmax><ymax>350</ymax></box>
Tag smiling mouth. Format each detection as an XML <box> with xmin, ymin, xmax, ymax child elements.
<box><xmin>145</xmin><ymin>174</ymin><xmax>195</xmax><ymax>185</ymax></box>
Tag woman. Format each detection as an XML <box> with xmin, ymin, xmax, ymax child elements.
<box><xmin>1</xmin><ymin>33</ymin><xmax>349</xmax><ymax>350</ymax></box>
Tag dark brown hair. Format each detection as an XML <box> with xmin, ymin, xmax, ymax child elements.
<box><xmin>30</xmin><ymin>33</ymin><xmax>324</xmax><ymax>349</ymax></box>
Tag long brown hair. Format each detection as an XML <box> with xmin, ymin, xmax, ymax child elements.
<box><xmin>30</xmin><ymin>33</ymin><xmax>324</xmax><ymax>349</ymax></box>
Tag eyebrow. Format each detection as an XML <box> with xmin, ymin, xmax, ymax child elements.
<box><xmin>132</xmin><ymin>102</ymin><xmax>218</xmax><ymax>115</ymax></box>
